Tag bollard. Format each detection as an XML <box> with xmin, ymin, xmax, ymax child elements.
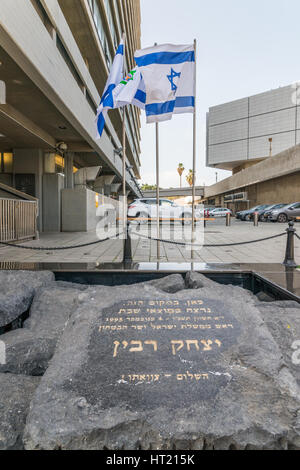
<box><xmin>253</xmin><ymin>212</ymin><xmax>259</xmax><ymax>227</ymax></box>
<box><xmin>123</xmin><ymin>221</ymin><xmax>132</xmax><ymax>265</ymax></box>
<box><xmin>226</xmin><ymin>212</ymin><xmax>231</xmax><ymax>227</ymax></box>
<box><xmin>283</xmin><ymin>221</ymin><xmax>297</xmax><ymax>267</ymax></box>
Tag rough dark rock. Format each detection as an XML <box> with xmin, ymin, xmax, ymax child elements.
<box><xmin>256</xmin><ymin>291</ymin><xmax>276</xmax><ymax>302</ymax></box>
<box><xmin>184</xmin><ymin>272</ymin><xmax>256</xmax><ymax>304</ymax></box>
<box><xmin>256</xmin><ymin>300</ymin><xmax>300</xmax><ymax>309</ymax></box>
<box><xmin>0</xmin><ymin>271</ymin><xmax>54</xmax><ymax>329</ymax></box>
<box><xmin>0</xmin><ymin>330</ymin><xmax>56</xmax><ymax>376</ymax></box>
<box><xmin>53</xmin><ymin>281</ymin><xmax>90</xmax><ymax>291</ymax></box>
<box><xmin>145</xmin><ymin>274</ymin><xmax>185</xmax><ymax>293</ymax></box>
<box><xmin>258</xmin><ymin>305</ymin><xmax>300</xmax><ymax>397</ymax></box>
<box><xmin>0</xmin><ymin>287</ymin><xmax>84</xmax><ymax>376</ymax></box>
<box><xmin>24</xmin><ymin>285</ymin><xmax>300</xmax><ymax>450</ymax></box>
<box><xmin>0</xmin><ymin>373</ymin><xmax>40</xmax><ymax>450</ymax></box>
<box><xmin>24</xmin><ymin>286</ymin><xmax>83</xmax><ymax>337</ymax></box>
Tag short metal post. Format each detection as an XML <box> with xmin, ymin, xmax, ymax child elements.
<box><xmin>253</xmin><ymin>212</ymin><xmax>259</xmax><ymax>227</ymax></box>
<box><xmin>283</xmin><ymin>221</ymin><xmax>297</xmax><ymax>267</ymax></box>
<box><xmin>226</xmin><ymin>213</ymin><xmax>231</xmax><ymax>227</ymax></box>
<box><xmin>123</xmin><ymin>221</ymin><xmax>132</xmax><ymax>266</ymax></box>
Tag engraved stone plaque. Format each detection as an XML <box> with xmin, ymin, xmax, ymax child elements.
<box><xmin>72</xmin><ymin>297</ymin><xmax>241</xmax><ymax>408</ymax></box>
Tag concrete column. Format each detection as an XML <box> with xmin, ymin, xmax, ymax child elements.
<box><xmin>13</xmin><ymin>148</ymin><xmax>43</xmax><ymax>232</ymax></box>
<box><xmin>44</xmin><ymin>153</ymin><xmax>56</xmax><ymax>173</ymax></box>
<box><xmin>65</xmin><ymin>152</ymin><xmax>74</xmax><ymax>189</ymax></box>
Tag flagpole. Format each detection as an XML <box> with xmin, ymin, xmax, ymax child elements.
<box><xmin>154</xmin><ymin>42</ymin><xmax>161</xmax><ymax>261</ymax></box>
<box><xmin>191</xmin><ymin>39</ymin><xmax>197</xmax><ymax>244</ymax></box>
<box><xmin>122</xmin><ymin>32</ymin><xmax>127</xmax><ymax>233</ymax></box>
<box><xmin>156</xmin><ymin>120</ymin><xmax>160</xmax><ymax>239</ymax></box>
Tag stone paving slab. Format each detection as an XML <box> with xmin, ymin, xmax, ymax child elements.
<box><xmin>0</xmin><ymin>220</ymin><xmax>299</xmax><ymax>265</ymax></box>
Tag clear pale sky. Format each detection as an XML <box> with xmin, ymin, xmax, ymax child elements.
<box><xmin>138</xmin><ymin>0</ymin><xmax>300</xmax><ymax>188</ymax></box>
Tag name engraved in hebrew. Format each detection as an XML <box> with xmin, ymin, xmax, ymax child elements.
<box><xmin>112</xmin><ymin>339</ymin><xmax>222</xmax><ymax>357</ymax></box>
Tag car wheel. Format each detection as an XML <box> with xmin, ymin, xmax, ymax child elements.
<box><xmin>259</xmin><ymin>215</ymin><xmax>265</xmax><ymax>222</ymax></box>
<box><xmin>245</xmin><ymin>214</ymin><xmax>251</xmax><ymax>221</ymax></box>
<box><xmin>182</xmin><ymin>213</ymin><xmax>192</xmax><ymax>225</ymax></box>
<box><xmin>277</xmin><ymin>213</ymin><xmax>288</xmax><ymax>223</ymax></box>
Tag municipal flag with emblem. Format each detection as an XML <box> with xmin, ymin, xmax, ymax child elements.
<box><xmin>134</xmin><ymin>43</ymin><xmax>195</xmax><ymax>123</ymax></box>
<box><xmin>96</xmin><ymin>40</ymin><xmax>124</xmax><ymax>138</ymax></box>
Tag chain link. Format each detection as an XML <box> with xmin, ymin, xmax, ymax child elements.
<box><xmin>130</xmin><ymin>231</ymin><xmax>286</xmax><ymax>248</ymax></box>
<box><xmin>0</xmin><ymin>232</ymin><xmax>124</xmax><ymax>251</ymax></box>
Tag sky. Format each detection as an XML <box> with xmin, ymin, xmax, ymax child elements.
<box><xmin>138</xmin><ymin>0</ymin><xmax>300</xmax><ymax>188</ymax></box>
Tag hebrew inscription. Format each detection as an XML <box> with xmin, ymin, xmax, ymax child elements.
<box><xmin>75</xmin><ymin>297</ymin><xmax>241</xmax><ymax>409</ymax></box>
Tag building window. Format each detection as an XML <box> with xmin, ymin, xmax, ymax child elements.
<box><xmin>30</xmin><ymin>0</ymin><xmax>54</xmax><ymax>37</ymax></box>
<box><xmin>86</xmin><ymin>90</ymin><xmax>97</xmax><ymax>115</ymax></box>
<box><xmin>56</xmin><ymin>35</ymin><xmax>85</xmax><ymax>92</ymax></box>
<box><xmin>0</xmin><ymin>152</ymin><xmax>13</xmax><ymax>173</ymax></box>
<box><xmin>88</xmin><ymin>0</ymin><xmax>112</xmax><ymax>67</ymax></box>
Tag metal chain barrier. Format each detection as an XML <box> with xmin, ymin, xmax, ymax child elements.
<box><xmin>0</xmin><ymin>232</ymin><xmax>124</xmax><ymax>251</ymax></box>
<box><xmin>129</xmin><ymin>230</ymin><xmax>286</xmax><ymax>248</ymax></box>
<box><xmin>295</xmin><ymin>233</ymin><xmax>300</xmax><ymax>241</ymax></box>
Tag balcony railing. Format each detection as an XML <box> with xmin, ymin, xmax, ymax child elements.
<box><xmin>0</xmin><ymin>198</ymin><xmax>38</xmax><ymax>243</ymax></box>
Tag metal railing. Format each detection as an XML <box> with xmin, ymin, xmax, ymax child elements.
<box><xmin>0</xmin><ymin>198</ymin><xmax>38</xmax><ymax>243</ymax></box>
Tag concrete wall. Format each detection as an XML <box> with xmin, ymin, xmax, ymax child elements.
<box><xmin>13</xmin><ymin>148</ymin><xmax>43</xmax><ymax>230</ymax></box>
<box><xmin>0</xmin><ymin>174</ymin><xmax>12</xmax><ymax>186</ymax></box>
<box><xmin>207</xmin><ymin>84</ymin><xmax>300</xmax><ymax>170</ymax></box>
<box><xmin>42</xmin><ymin>173</ymin><xmax>64</xmax><ymax>232</ymax></box>
<box><xmin>204</xmin><ymin>144</ymin><xmax>300</xmax><ymax>199</ymax></box>
<box><xmin>61</xmin><ymin>187</ymin><xmax>100</xmax><ymax>232</ymax></box>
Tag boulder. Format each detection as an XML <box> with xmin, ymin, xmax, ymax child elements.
<box><xmin>143</xmin><ymin>274</ymin><xmax>185</xmax><ymax>293</ymax></box>
<box><xmin>185</xmin><ymin>272</ymin><xmax>256</xmax><ymax>304</ymax></box>
<box><xmin>0</xmin><ymin>330</ymin><xmax>55</xmax><ymax>376</ymax></box>
<box><xmin>258</xmin><ymin>304</ymin><xmax>300</xmax><ymax>398</ymax></box>
<box><xmin>0</xmin><ymin>287</ymin><xmax>86</xmax><ymax>376</ymax></box>
<box><xmin>53</xmin><ymin>281</ymin><xmax>90</xmax><ymax>291</ymax></box>
<box><xmin>24</xmin><ymin>286</ymin><xmax>300</xmax><ymax>450</ymax></box>
<box><xmin>256</xmin><ymin>291</ymin><xmax>276</xmax><ymax>302</ymax></box>
<box><xmin>0</xmin><ymin>271</ymin><xmax>54</xmax><ymax>329</ymax></box>
<box><xmin>0</xmin><ymin>373</ymin><xmax>40</xmax><ymax>450</ymax></box>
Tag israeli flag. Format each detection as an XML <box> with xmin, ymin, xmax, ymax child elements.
<box><xmin>96</xmin><ymin>40</ymin><xmax>124</xmax><ymax>138</ymax></box>
<box><xmin>113</xmin><ymin>68</ymin><xmax>146</xmax><ymax>110</ymax></box>
<box><xmin>134</xmin><ymin>44</ymin><xmax>195</xmax><ymax>123</ymax></box>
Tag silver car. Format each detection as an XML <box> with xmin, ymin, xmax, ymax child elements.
<box><xmin>269</xmin><ymin>202</ymin><xmax>300</xmax><ymax>223</ymax></box>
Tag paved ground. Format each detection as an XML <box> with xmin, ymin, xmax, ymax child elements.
<box><xmin>0</xmin><ymin>219</ymin><xmax>299</xmax><ymax>265</ymax></box>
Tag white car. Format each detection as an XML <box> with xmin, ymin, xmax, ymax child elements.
<box><xmin>209</xmin><ymin>208</ymin><xmax>232</xmax><ymax>218</ymax></box>
<box><xmin>128</xmin><ymin>198</ymin><xmax>200</xmax><ymax>225</ymax></box>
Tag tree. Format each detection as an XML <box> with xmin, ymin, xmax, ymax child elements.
<box><xmin>141</xmin><ymin>183</ymin><xmax>157</xmax><ymax>191</ymax></box>
<box><xmin>186</xmin><ymin>169</ymin><xmax>194</xmax><ymax>187</ymax></box>
<box><xmin>177</xmin><ymin>163</ymin><xmax>185</xmax><ymax>188</ymax></box>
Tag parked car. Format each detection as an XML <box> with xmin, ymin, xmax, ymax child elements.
<box><xmin>268</xmin><ymin>202</ymin><xmax>300</xmax><ymax>223</ymax></box>
<box><xmin>128</xmin><ymin>198</ymin><xmax>201</xmax><ymax>225</ymax></box>
<box><xmin>236</xmin><ymin>205</ymin><xmax>270</xmax><ymax>221</ymax></box>
<box><xmin>209</xmin><ymin>208</ymin><xmax>233</xmax><ymax>218</ymax></box>
<box><xmin>249</xmin><ymin>204</ymin><xmax>284</xmax><ymax>222</ymax></box>
<box><xmin>260</xmin><ymin>204</ymin><xmax>288</xmax><ymax>222</ymax></box>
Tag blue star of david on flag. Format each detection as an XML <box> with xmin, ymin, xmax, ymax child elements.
<box><xmin>167</xmin><ymin>68</ymin><xmax>181</xmax><ymax>94</ymax></box>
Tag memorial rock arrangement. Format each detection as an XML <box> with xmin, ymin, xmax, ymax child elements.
<box><xmin>0</xmin><ymin>270</ymin><xmax>300</xmax><ymax>450</ymax></box>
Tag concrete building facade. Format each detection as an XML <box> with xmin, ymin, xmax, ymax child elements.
<box><xmin>0</xmin><ymin>0</ymin><xmax>142</xmax><ymax>232</ymax></box>
<box><xmin>204</xmin><ymin>84</ymin><xmax>300</xmax><ymax>211</ymax></box>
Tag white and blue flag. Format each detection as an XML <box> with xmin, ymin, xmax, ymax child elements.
<box><xmin>96</xmin><ymin>40</ymin><xmax>124</xmax><ymax>138</ymax></box>
<box><xmin>134</xmin><ymin>43</ymin><xmax>195</xmax><ymax>123</ymax></box>
<box><xmin>113</xmin><ymin>67</ymin><xmax>146</xmax><ymax>110</ymax></box>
